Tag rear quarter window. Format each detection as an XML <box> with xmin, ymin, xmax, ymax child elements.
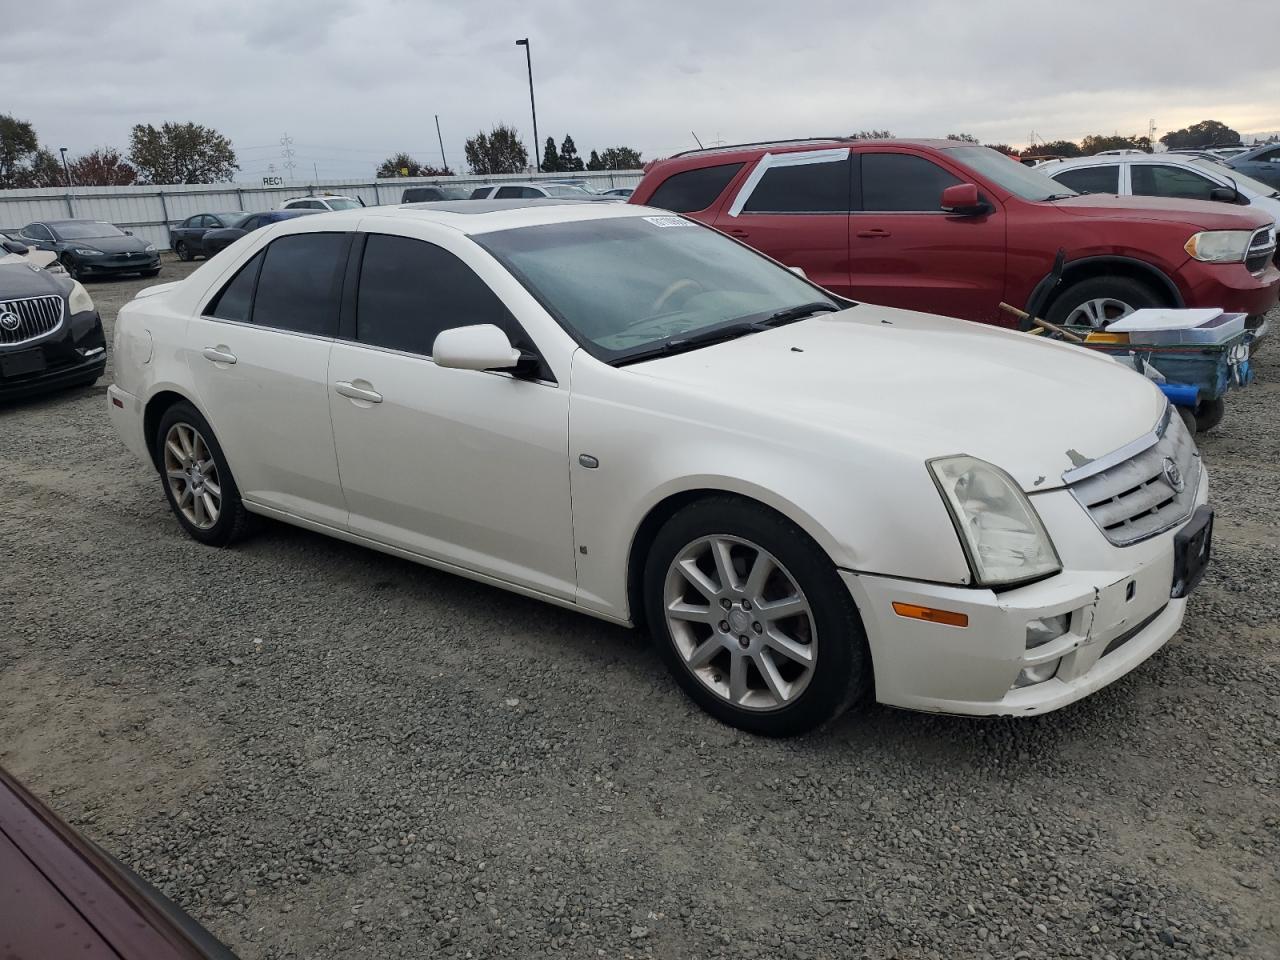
<box><xmin>646</xmin><ymin>163</ymin><xmax>744</xmax><ymax>213</ymax></box>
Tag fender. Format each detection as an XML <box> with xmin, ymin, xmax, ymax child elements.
<box><xmin>1024</xmin><ymin>255</ymin><xmax>1185</xmax><ymax>315</ymax></box>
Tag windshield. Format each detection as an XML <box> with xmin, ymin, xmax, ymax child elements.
<box><xmin>946</xmin><ymin>145</ymin><xmax>1079</xmax><ymax>201</ymax></box>
<box><xmin>476</xmin><ymin>215</ymin><xmax>839</xmax><ymax>364</ymax></box>
<box><xmin>542</xmin><ymin>184</ymin><xmax>593</xmax><ymax>197</ymax></box>
<box><xmin>52</xmin><ymin>221</ymin><xmax>126</xmax><ymax>240</ymax></box>
<box><xmin>1189</xmin><ymin>158</ymin><xmax>1279</xmax><ymax>198</ymax></box>
<box><xmin>324</xmin><ymin>198</ymin><xmax>361</xmax><ymax>210</ymax></box>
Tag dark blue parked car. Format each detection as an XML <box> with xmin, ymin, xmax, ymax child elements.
<box><xmin>200</xmin><ymin>209</ymin><xmax>318</xmax><ymax>257</ymax></box>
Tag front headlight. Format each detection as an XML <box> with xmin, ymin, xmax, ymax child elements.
<box><xmin>144</xmin><ymin>242</ymin><xmax>156</xmax><ymax>252</ymax></box>
<box><xmin>1184</xmin><ymin>230</ymin><xmax>1252</xmax><ymax>263</ymax></box>
<box><xmin>929</xmin><ymin>456</ymin><xmax>1062</xmax><ymax>588</ymax></box>
<box><xmin>72</xmin><ymin>247</ymin><xmax>105</xmax><ymax>256</ymax></box>
<box><xmin>68</xmin><ymin>280</ymin><xmax>95</xmax><ymax>315</ymax></box>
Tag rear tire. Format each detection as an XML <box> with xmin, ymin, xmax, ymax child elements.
<box><xmin>644</xmin><ymin>496</ymin><xmax>872</xmax><ymax>737</ymax></box>
<box><xmin>1045</xmin><ymin>276</ymin><xmax>1164</xmax><ymax>329</ymax></box>
<box><xmin>175</xmin><ymin>240</ymin><xmax>192</xmax><ymax>262</ymax></box>
<box><xmin>1194</xmin><ymin>397</ymin><xmax>1225</xmax><ymax>433</ymax></box>
<box><xmin>154</xmin><ymin>401</ymin><xmax>252</xmax><ymax>547</ymax></box>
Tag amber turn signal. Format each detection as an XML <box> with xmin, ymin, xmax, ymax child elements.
<box><xmin>891</xmin><ymin>602</ymin><xmax>969</xmax><ymax>628</ymax></box>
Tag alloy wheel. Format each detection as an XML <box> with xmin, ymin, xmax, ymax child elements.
<box><xmin>1064</xmin><ymin>296</ymin><xmax>1134</xmax><ymax>329</ymax></box>
<box><xmin>163</xmin><ymin>422</ymin><xmax>222</xmax><ymax>529</ymax></box>
<box><xmin>663</xmin><ymin>535</ymin><xmax>817</xmax><ymax>711</ymax></box>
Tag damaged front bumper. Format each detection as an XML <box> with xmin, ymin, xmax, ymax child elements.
<box><xmin>842</xmin><ymin>467</ymin><xmax>1210</xmax><ymax>717</ymax></box>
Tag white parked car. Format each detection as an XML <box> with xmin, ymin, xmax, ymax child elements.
<box><xmin>467</xmin><ymin>182</ymin><xmax>619</xmax><ymax>201</ymax></box>
<box><xmin>1041</xmin><ymin>154</ymin><xmax>1280</xmax><ymax>225</ymax></box>
<box><xmin>107</xmin><ymin>201</ymin><xmax>1212</xmax><ymax>735</ymax></box>
<box><xmin>277</xmin><ymin>194</ymin><xmax>363</xmax><ymax>212</ymax></box>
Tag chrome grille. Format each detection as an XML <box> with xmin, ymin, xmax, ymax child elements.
<box><xmin>1246</xmin><ymin>225</ymin><xmax>1276</xmax><ymax>276</ymax></box>
<box><xmin>0</xmin><ymin>295</ymin><xmax>65</xmax><ymax>347</ymax></box>
<box><xmin>1066</xmin><ymin>407</ymin><xmax>1201</xmax><ymax>546</ymax></box>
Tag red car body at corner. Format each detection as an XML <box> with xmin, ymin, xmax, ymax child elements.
<box><xmin>630</xmin><ymin>139</ymin><xmax>1279</xmax><ymax>327</ymax></box>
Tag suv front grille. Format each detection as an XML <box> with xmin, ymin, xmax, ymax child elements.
<box><xmin>1066</xmin><ymin>407</ymin><xmax>1200</xmax><ymax>546</ymax></box>
<box><xmin>1246</xmin><ymin>225</ymin><xmax>1276</xmax><ymax>276</ymax></box>
<box><xmin>0</xmin><ymin>295</ymin><xmax>64</xmax><ymax>347</ymax></box>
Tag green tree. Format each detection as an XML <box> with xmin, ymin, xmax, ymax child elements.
<box><xmin>1080</xmin><ymin>133</ymin><xmax>1150</xmax><ymax>154</ymax></box>
<box><xmin>1035</xmin><ymin>139</ymin><xmax>1083</xmax><ymax>157</ymax></box>
<box><xmin>464</xmin><ymin>124</ymin><xmax>529</xmax><ymax>175</ymax></box>
<box><xmin>69</xmin><ymin>147</ymin><xmax>138</xmax><ymax>186</ymax></box>
<box><xmin>945</xmin><ymin>133</ymin><xmax>979</xmax><ymax>143</ymax></box>
<box><xmin>377</xmin><ymin>152</ymin><xmax>425</xmax><ymax>177</ymax></box>
<box><xmin>129</xmin><ymin>122</ymin><xmax>237</xmax><ymax>183</ymax></box>
<box><xmin>1160</xmin><ymin>120</ymin><xmax>1241</xmax><ymax>150</ymax></box>
<box><xmin>20</xmin><ymin>148</ymin><xmax>65</xmax><ymax>188</ymax></box>
<box><xmin>849</xmin><ymin>129</ymin><xmax>892</xmax><ymax>140</ymax></box>
<box><xmin>596</xmin><ymin>146</ymin><xmax>643</xmax><ymax>169</ymax></box>
<box><xmin>984</xmin><ymin>143</ymin><xmax>1017</xmax><ymax>156</ymax></box>
<box><xmin>559</xmin><ymin>134</ymin><xmax>584</xmax><ymax>172</ymax></box>
<box><xmin>585</xmin><ymin>149</ymin><xmax>603</xmax><ymax>171</ymax></box>
<box><xmin>0</xmin><ymin>114</ymin><xmax>40</xmax><ymax>189</ymax></box>
<box><xmin>542</xmin><ymin>136</ymin><xmax>561</xmax><ymax>172</ymax></box>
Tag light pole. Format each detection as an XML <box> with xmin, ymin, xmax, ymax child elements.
<box><xmin>58</xmin><ymin>147</ymin><xmax>73</xmax><ymax>187</ymax></box>
<box><xmin>515</xmin><ymin>38</ymin><xmax>540</xmax><ymax>172</ymax></box>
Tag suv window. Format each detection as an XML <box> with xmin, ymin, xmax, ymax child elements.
<box><xmin>207</xmin><ymin>252</ymin><xmax>264</xmax><ymax>322</ymax></box>
<box><xmin>356</xmin><ymin>234</ymin><xmax>528</xmax><ymax>360</ymax></box>
<box><xmin>741</xmin><ymin>157</ymin><xmax>850</xmax><ymax>213</ymax></box>
<box><xmin>1052</xmin><ymin>165</ymin><xmax>1119</xmax><ymax>195</ymax></box>
<box><xmin>470</xmin><ymin>187</ymin><xmax>491</xmax><ymax>199</ymax></box>
<box><xmin>251</xmin><ymin>233</ymin><xmax>350</xmax><ymax>336</ymax></box>
<box><xmin>495</xmin><ymin>186</ymin><xmax>525</xmax><ymax>199</ymax></box>
<box><xmin>860</xmin><ymin>153</ymin><xmax>962</xmax><ymax>211</ymax></box>
<box><xmin>647</xmin><ymin>163</ymin><xmax>744</xmax><ymax>213</ymax></box>
<box><xmin>1131</xmin><ymin>164</ymin><xmax>1217</xmax><ymax>201</ymax></box>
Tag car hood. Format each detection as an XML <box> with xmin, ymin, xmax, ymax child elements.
<box><xmin>0</xmin><ymin>260</ymin><xmax>71</xmax><ymax>298</ymax></box>
<box><xmin>1050</xmin><ymin>193</ymin><xmax>1273</xmax><ymax>231</ymax></box>
<box><xmin>627</xmin><ymin>305</ymin><xmax>1166</xmax><ymax>492</ymax></box>
<box><xmin>62</xmin><ymin>234</ymin><xmax>150</xmax><ymax>254</ymax></box>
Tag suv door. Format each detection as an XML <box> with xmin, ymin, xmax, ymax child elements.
<box><xmin>1129</xmin><ymin>163</ymin><xmax>1221</xmax><ymax>202</ymax></box>
<box><xmin>327</xmin><ymin>231</ymin><xmax>575</xmax><ymax>599</ymax></box>
<box><xmin>714</xmin><ymin>149</ymin><xmax>852</xmax><ymax>296</ymax></box>
<box><xmin>848</xmin><ymin>149</ymin><xmax>1006</xmax><ymax>322</ymax></box>
<box><xmin>185</xmin><ymin>231</ymin><xmax>352</xmax><ymax>528</ymax></box>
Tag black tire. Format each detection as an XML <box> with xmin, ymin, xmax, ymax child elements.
<box><xmin>154</xmin><ymin>401</ymin><xmax>252</xmax><ymax>547</ymax></box>
<box><xmin>1045</xmin><ymin>275</ymin><xmax>1164</xmax><ymax>329</ymax></box>
<box><xmin>1177</xmin><ymin>406</ymin><xmax>1197</xmax><ymax>437</ymax></box>
<box><xmin>59</xmin><ymin>254</ymin><xmax>82</xmax><ymax>281</ymax></box>
<box><xmin>643</xmin><ymin>496</ymin><xmax>872</xmax><ymax>737</ymax></box>
<box><xmin>1194</xmin><ymin>396</ymin><xmax>1225</xmax><ymax>433</ymax></box>
<box><xmin>141</xmin><ymin>267</ymin><xmax>161</xmax><ymax>278</ymax></box>
<box><xmin>175</xmin><ymin>240</ymin><xmax>192</xmax><ymax>262</ymax></box>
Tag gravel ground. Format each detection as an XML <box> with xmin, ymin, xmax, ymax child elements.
<box><xmin>1</xmin><ymin>260</ymin><xmax>1277</xmax><ymax>959</ymax></box>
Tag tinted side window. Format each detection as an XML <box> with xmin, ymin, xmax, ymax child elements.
<box><xmin>207</xmin><ymin>251</ymin><xmax>263</xmax><ymax>322</ymax></box>
<box><xmin>647</xmin><ymin>163</ymin><xmax>745</xmax><ymax>213</ymax></box>
<box><xmin>470</xmin><ymin>187</ymin><xmax>491</xmax><ymax>199</ymax></box>
<box><xmin>240</xmin><ymin>216</ymin><xmax>261</xmax><ymax>231</ymax></box>
<box><xmin>742</xmin><ymin>158</ymin><xmax>850</xmax><ymax>213</ymax></box>
<box><xmin>494</xmin><ymin>186</ymin><xmax>524</xmax><ymax>199</ymax></box>
<box><xmin>860</xmin><ymin>154</ymin><xmax>962</xmax><ymax>211</ymax></box>
<box><xmin>251</xmin><ymin>233</ymin><xmax>350</xmax><ymax>336</ymax></box>
<box><xmin>356</xmin><ymin>234</ymin><xmax>526</xmax><ymax>358</ymax></box>
<box><xmin>23</xmin><ymin>224</ymin><xmax>53</xmax><ymax>241</ymax></box>
<box><xmin>182</xmin><ymin>216</ymin><xmax>199</xmax><ymax>228</ymax></box>
<box><xmin>1131</xmin><ymin>165</ymin><xmax>1216</xmax><ymax>201</ymax></box>
<box><xmin>1052</xmin><ymin>165</ymin><xmax>1119</xmax><ymax>194</ymax></box>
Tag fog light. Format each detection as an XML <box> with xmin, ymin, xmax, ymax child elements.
<box><xmin>1026</xmin><ymin>613</ymin><xmax>1069</xmax><ymax>649</ymax></box>
<box><xmin>1014</xmin><ymin>658</ymin><xmax>1061</xmax><ymax>688</ymax></box>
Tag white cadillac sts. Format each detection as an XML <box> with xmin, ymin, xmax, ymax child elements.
<box><xmin>108</xmin><ymin>200</ymin><xmax>1212</xmax><ymax>736</ymax></box>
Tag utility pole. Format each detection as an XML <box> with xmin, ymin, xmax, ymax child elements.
<box><xmin>515</xmin><ymin>39</ymin><xmax>540</xmax><ymax>172</ymax></box>
<box><xmin>58</xmin><ymin>147</ymin><xmax>73</xmax><ymax>187</ymax></box>
<box><xmin>280</xmin><ymin>133</ymin><xmax>297</xmax><ymax>181</ymax></box>
<box><xmin>435</xmin><ymin>115</ymin><xmax>447</xmax><ymax>172</ymax></box>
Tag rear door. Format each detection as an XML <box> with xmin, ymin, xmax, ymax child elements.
<box><xmin>184</xmin><ymin>230</ymin><xmax>351</xmax><ymax>528</ymax></box>
<box><xmin>713</xmin><ymin>149</ymin><xmax>852</xmax><ymax>296</ymax></box>
<box><xmin>848</xmin><ymin>149</ymin><xmax>1006</xmax><ymax>322</ymax></box>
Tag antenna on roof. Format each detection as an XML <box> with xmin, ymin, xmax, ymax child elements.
<box><xmin>691</xmin><ymin>131</ymin><xmax>705</xmax><ymax>149</ymax></box>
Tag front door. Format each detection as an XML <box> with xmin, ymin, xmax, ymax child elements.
<box><xmin>184</xmin><ymin>231</ymin><xmax>351</xmax><ymax>528</ymax></box>
<box><xmin>327</xmin><ymin>232</ymin><xmax>576</xmax><ymax>600</ymax></box>
<box><xmin>848</xmin><ymin>150</ymin><xmax>1007</xmax><ymax>323</ymax></box>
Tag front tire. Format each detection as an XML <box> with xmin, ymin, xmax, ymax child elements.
<box><xmin>644</xmin><ymin>496</ymin><xmax>871</xmax><ymax>736</ymax></box>
<box><xmin>154</xmin><ymin>401</ymin><xmax>252</xmax><ymax>547</ymax></box>
<box><xmin>1194</xmin><ymin>396</ymin><xmax>1225</xmax><ymax>433</ymax></box>
<box><xmin>1046</xmin><ymin>276</ymin><xmax>1163</xmax><ymax>329</ymax></box>
<box><xmin>60</xmin><ymin>254</ymin><xmax>82</xmax><ymax>281</ymax></box>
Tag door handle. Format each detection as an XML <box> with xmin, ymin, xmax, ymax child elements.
<box><xmin>201</xmin><ymin>346</ymin><xmax>237</xmax><ymax>364</ymax></box>
<box><xmin>335</xmin><ymin>380</ymin><xmax>383</xmax><ymax>404</ymax></box>
<box><xmin>727</xmin><ymin>228</ymin><xmax>750</xmax><ymax>238</ymax></box>
<box><xmin>855</xmin><ymin>228</ymin><xmax>891</xmax><ymax>238</ymax></box>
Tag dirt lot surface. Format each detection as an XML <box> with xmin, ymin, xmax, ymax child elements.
<box><xmin>2</xmin><ymin>259</ymin><xmax>1277</xmax><ymax>959</ymax></box>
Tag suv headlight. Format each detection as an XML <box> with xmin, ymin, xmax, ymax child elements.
<box><xmin>144</xmin><ymin>242</ymin><xmax>156</xmax><ymax>252</ymax></box>
<box><xmin>68</xmin><ymin>280</ymin><xmax>95</xmax><ymax>315</ymax></box>
<box><xmin>929</xmin><ymin>456</ymin><xmax>1062</xmax><ymax>588</ymax></box>
<box><xmin>1184</xmin><ymin>230</ymin><xmax>1252</xmax><ymax>263</ymax></box>
<box><xmin>71</xmin><ymin>247</ymin><xmax>105</xmax><ymax>256</ymax></box>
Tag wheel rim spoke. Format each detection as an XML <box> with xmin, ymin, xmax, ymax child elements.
<box><xmin>728</xmin><ymin>650</ymin><xmax>749</xmax><ymax>703</ymax></box>
<box><xmin>677</xmin><ymin>558</ymin><xmax>721</xmax><ymax>602</ymax></box>
<box><xmin>765</xmin><ymin>628</ymin><xmax>815</xmax><ymax>665</ymax></box>
<box><xmin>754</xmin><ymin>649</ymin><xmax>790</xmax><ymax>703</ymax></box>
<box><xmin>757</xmin><ymin>594</ymin><xmax>808</xmax><ymax>622</ymax></box>
<box><xmin>709</xmin><ymin>537</ymin><xmax>739</xmax><ymax>593</ymax></box>
<box><xmin>685</xmin><ymin>636</ymin><xmax>724</xmax><ymax>670</ymax></box>
<box><xmin>667</xmin><ymin>599</ymin><xmax>716</xmax><ymax>624</ymax></box>
<box><xmin>164</xmin><ymin>422</ymin><xmax>220</xmax><ymax>530</ymax></box>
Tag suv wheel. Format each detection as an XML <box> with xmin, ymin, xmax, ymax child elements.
<box><xmin>1046</xmin><ymin>276</ymin><xmax>1163</xmax><ymax>329</ymax></box>
<box><xmin>155</xmin><ymin>401</ymin><xmax>252</xmax><ymax>546</ymax></box>
<box><xmin>644</xmin><ymin>497</ymin><xmax>871</xmax><ymax>736</ymax></box>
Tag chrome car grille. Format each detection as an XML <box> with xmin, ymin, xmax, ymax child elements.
<box><xmin>1246</xmin><ymin>225</ymin><xmax>1276</xmax><ymax>276</ymax></box>
<box><xmin>1065</xmin><ymin>406</ymin><xmax>1200</xmax><ymax>547</ymax></box>
<box><xmin>0</xmin><ymin>295</ymin><xmax>64</xmax><ymax>347</ymax></box>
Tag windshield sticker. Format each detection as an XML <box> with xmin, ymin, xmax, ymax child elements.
<box><xmin>642</xmin><ymin>216</ymin><xmax>689</xmax><ymax>228</ymax></box>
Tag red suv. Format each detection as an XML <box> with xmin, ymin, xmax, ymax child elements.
<box><xmin>630</xmin><ymin>139</ymin><xmax>1279</xmax><ymax>330</ymax></box>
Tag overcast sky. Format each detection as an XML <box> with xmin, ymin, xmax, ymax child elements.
<box><xmin>5</xmin><ymin>0</ymin><xmax>1279</xmax><ymax>181</ymax></box>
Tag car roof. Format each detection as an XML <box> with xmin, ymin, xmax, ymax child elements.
<box><xmin>42</xmin><ymin>219</ymin><xmax>112</xmax><ymax>226</ymax></box>
<box><xmin>1043</xmin><ymin>153</ymin><xmax>1224</xmax><ymax>171</ymax></box>
<box><xmin>359</xmin><ymin>198</ymin><xmax>655</xmax><ymax>235</ymax></box>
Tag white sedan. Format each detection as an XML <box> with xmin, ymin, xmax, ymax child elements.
<box><xmin>107</xmin><ymin>200</ymin><xmax>1212</xmax><ymax>736</ymax></box>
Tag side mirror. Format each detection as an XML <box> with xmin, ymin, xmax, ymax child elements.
<box><xmin>940</xmin><ymin>183</ymin><xmax>988</xmax><ymax>216</ymax></box>
<box><xmin>1208</xmin><ymin>186</ymin><xmax>1240</xmax><ymax>203</ymax></box>
<box><xmin>2</xmin><ymin>239</ymin><xmax>30</xmax><ymax>255</ymax></box>
<box><xmin>788</xmin><ymin>265</ymin><xmax>808</xmax><ymax>279</ymax></box>
<box><xmin>433</xmin><ymin>324</ymin><xmax>522</xmax><ymax>372</ymax></box>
